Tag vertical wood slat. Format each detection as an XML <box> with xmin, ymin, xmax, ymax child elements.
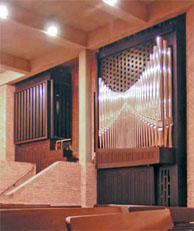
<box><xmin>39</xmin><ymin>83</ymin><xmax>43</xmax><ymax>137</ymax></box>
<box><xmin>54</xmin><ymin>83</ymin><xmax>58</xmax><ymax>138</ymax></box>
<box><xmin>44</xmin><ymin>81</ymin><xmax>48</xmax><ymax>139</ymax></box>
<box><xmin>30</xmin><ymin>87</ymin><xmax>33</xmax><ymax>139</ymax></box>
<box><xmin>23</xmin><ymin>90</ymin><xmax>27</xmax><ymax>140</ymax></box>
<box><xmin>66</xmin><ymin>86</ymin><xmax>70</xmax><ymax>137</ymax></box>
<box><xmin>62</xmin><ymin>85</ymin><xmax>66</xmax><ymax>138</ymax></box>
<box><xmin>65</xmin><ymin>84</ymin><xmax>71</xmax><ymax>138</ymax></box>
<box><xmin>26</xmin><ymin>89</ymin><xmax>30</xmax><ymax>140</ymax></box>
<box><xmin>58</xmin><ymin>85</ymin><xmax>62</xmax><ymax>138</ymax></box>
<box><xmin>50</xmin><ymin>80</ymin><xmax>54</xmax><ymax>138</ymax></box>
<box><xmin>15</xmin><ymin>81</ymin><xmax>48</xmax><ymax>143</ymax></box>
<box><xmin>42</xmin><ymin>83</ymin><xmax>45</xmax><ymax>137</ymax></box>
<box><xmin>33</xmin><ymin>86</ymin><xmax>36</xmax><ymax>138</ymax></box>
<box><xmin>36</xmin><ymin>85</ymin><xmax>39</xmax><ymax>138</ymax></box>
<box><xmin>17</xmin><ymin>93</ymin><xmax>21</xmax><ymax>141</ymax></box>
<box><xmin>20</xmin><ymin>91</ymin><xmax>24</xmax><ymax>141</ymax></box>
<box><xmin>15</xmin><ymin>93</ymin><xmax>18</xmax><ymax>142</ymax></box>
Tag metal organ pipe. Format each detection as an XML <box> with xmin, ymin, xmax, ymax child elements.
<box><xmin>98</xmin><ymin>37</ymin><xmax>173</xmax><ymax>149</ymax></box>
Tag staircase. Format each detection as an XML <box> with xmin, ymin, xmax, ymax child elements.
<box><xmin>0</xmin><ymin>161</ymin><xmax>36</xmax><ymax>200</ymax></box>
<box><xmin>0</xmin><ymin>161</ymin><xmax>82</xmax><ymax>205</ymax></box>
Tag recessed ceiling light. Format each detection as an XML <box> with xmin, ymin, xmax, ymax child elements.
<box><xmin>103</xmin><ymin>0</ymin><xmax>118</xmax><ymax>6</ymax></box>
<box><xmin>45</xmin><ymin>24</ymin><xmax>58</xmax><ymax>37</ymax></box>
<box><xmin>0</xmin><ymin>4</ymin><xmax>8</xmax><ymax>19</ymax></box>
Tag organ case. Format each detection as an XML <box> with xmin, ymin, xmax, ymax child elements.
<box><xmin>96</xmin><ymin>15</ymin><xmax>186</xmax><ymax>206</ymax></box>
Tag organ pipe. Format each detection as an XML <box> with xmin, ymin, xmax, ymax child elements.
<box><xmin>98</xmin><ymin>36</ymin><xmax>173</xmax><ymax>149</ymax></box>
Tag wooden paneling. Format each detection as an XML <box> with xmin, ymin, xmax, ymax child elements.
<box><xmin>15</xmin><ymin>140</ymin><xmax>63</xmax><ymax>172</ymax></box>
<box><xmin>96</xmin><ymin>148</ymin><xmax>175</xmax><ymax>169</ymax></box>
<box><xmin>97</xmin><ymin>166</ymin><xmax>155</xmax><ymax>205</ymax></box>
<box><xmin>15</xmin><ymin>81</ymin><xmax>48</xmax><ymax>144</ymax></box>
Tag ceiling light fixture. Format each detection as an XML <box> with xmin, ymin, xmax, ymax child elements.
<box><xmin>46</xmin><ymin>24</ymin><xmax>58</xmax><ymax>37</ymax></box>
<box><xmin>103</xmin><ymin>0</ymin><xmax>118</xmax><ymax>6</ymax></box>
<box><xmin>45</xmin><ymin>19</ymin><xmax>59</xmax><ymax>37</ymax></box>
<box><xmin>0</xmin><ymin>4</ymin><xmax>8</xmax><ymax>19</ymax></box>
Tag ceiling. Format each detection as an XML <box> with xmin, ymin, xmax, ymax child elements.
<box><xmin>0</xmin><ymin>0</ymin><xmax>193</xmax><ymax>85</ymax></box>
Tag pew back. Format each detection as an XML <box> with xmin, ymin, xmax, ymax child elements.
<box><xmin>0</xmin><ymin>207</ymin><xmax>122</xmax><ymax>230</ymax></box>
<box><xmin>66</xmin><ymin>208</ymin><xmax>174</xmax><ymax>231</ymax></box>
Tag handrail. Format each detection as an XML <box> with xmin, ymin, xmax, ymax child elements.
<box><xmin>0</xmin><ymin>166</ymin><xmax>35</xmax><ymax>196</ymax></box>
<box><xmin>56</xmin><ymin>138</ymin><xmax>71</xmax><ymax>144</ymax></box>
<box><xmin>55</xmin><ymin>138</ymin><xmax>71</xmax><ymax>150</ymax></box>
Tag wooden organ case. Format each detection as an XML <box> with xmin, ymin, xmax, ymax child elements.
<box><xmin>14</xmin><ymin>66</ymin><xmax>72</xmax><ymax>172</ymax></box>
<box><xmin>96</xmin><ymin>15</ymin><xmax>186</xmax><ymax>206</ymax></box>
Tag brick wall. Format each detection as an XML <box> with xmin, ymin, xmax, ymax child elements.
<box><xmin>0</xmin><ymin>161</ymin><xmax>36</xmax><ymax>195</ymax></box>
<box><xmin>1</xmin><ymin>161</ymin><xmax>96</xmax><ymax>206</ymax></box>
<box><xmin>186</xmin><ymin>5</ymin><xmax>194</xmax><ymax>207</ymax></box>
<box><xmin>1</xmin><ymin>162</ymin><xmax>83</xmax><ymax>205</ymax></box>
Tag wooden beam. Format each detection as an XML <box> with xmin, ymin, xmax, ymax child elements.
<box><xmin>0</xmin><ymin>52</ymin><xmax>31</xmax><ymax>74</ymax></box>
<box><xmin>7</xmin><ymin>3</ymin><xmax>87</xmax><ymax>48</ymax></box>
<box><xmin>90</xmin><ymin>1</ymin><xmax>148</xmax><ymax>25</ymax></box>
<box><xmin>9</xmin><ymin>47</ymin><xmax>80</xmax><ymax>84</ymax></box>
<box><xmin>87</xmin><ymin>19</ymin><xmax>142</xmax><ymax>49</ymax></box>
<box><xmin>148</xmin><ymin>0</ymin><xmax>193</xmax><ymax>24</ymax></box>
<box><xmin>88</xmin><ymin>1</ymin><xmax>193</xmax><ymax>49</ymax></box>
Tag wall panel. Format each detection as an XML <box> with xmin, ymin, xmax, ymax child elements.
<box><xmin>97</xmin><ymin>166</ymin><xmax>155</xmax><ymax>205</ymax></box>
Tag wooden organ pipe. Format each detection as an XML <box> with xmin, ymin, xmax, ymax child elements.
<box><xmin>98</xmin><ymin>37</ymin><xmax>173</xmax><ymax>149</ymax></box>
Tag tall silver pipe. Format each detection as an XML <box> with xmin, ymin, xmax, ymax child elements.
<box><xmin>98</xmin><ymin>36</ymin><xmax>173</xmax><ymax>149</ymax></box>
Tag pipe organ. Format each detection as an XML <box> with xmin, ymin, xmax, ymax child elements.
<box><xmin>98</xmin><ymin>37</ymin><xmax>173</xmax><ymax>149</ymax></box>
<box><xmin>97</xmin><ymin>15</ymin><xmax>186</xmax><ymax>207</ymax></box>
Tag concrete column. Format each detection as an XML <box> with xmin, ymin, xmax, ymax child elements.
<box><xmin>79</xmin><ymin>50</ymin><xmax>92</xmax><ymax>164</ymax></box>
<box><xmin>0</xmin><ymin>84</ymin><xmax>15</xmax><ymax>161</ymax></box>
<box><xmin>79</xmin><ymin>50</ymin><xmax>96</xmax><ymax>207</ymax></box>
<box><xmin>186</xmin><ymin>6</ymin><xmax>194</xmax><ymax>207</ymax></box>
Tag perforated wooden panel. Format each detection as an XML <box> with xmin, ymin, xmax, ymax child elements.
<box><xmin>100</xmin><ymin>41</ymin><xmax>154</xmax><ymax>92</ymax></box>
<box><xmin>159</xmin><ymin>168</ymin><xmax>171</xmax><ymax>206</ymax></box>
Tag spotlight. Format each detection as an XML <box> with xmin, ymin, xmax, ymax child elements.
<box><xmin>0</xmin><ymin>4</ymin><xmax>8</xmax><ymax>19</ymax></box>
<box><xmin>45</xmin><ymin>19</ymin><xmax>59</xmax><ymax>37</ymax></box>
<box><xmin>46</xmin><ymin>25</ymin><xmax>58</xmax><ymax>37</ymax></box>
<box><xmin>103</xmin><ymin>0</ymin><xmax>118</xmax><ymax>6</ymax></box>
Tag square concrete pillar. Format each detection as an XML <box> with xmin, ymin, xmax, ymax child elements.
<box><xmin>0</xmin><ymin>85</ymin><xmax>15</xmax><ymax>161</ymax></box>
<box><xmin>186</xmin><ymin>6</ymin><xmax>194</xmax><ymax>207</ymax></box>
<box><xmin>79</xmin><ymin>50</ymin><xmax>97</xmax><ymax>207</ymax></box>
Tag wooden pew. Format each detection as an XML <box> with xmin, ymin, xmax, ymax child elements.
<box><xmin>66</xmin><ymin>208</ymin><xmax>174</xmax><ymax>231</ymax></box>
<box><xmin>112</xmin><ymin>205</ymin><xmax>194</xmax><ymax>230</ymax></box>
<box><xmin>128</xmin><ymin>205</ymin><xmax>165</xmax><ymax>211</ymax></box>
<box><xmin>168</xmin><ymin>207</ymin><xmax>194</xmax><ymax>223</ymax></box>
<box><xmin>0</xmin><ymin>207</ymin><xmax>122</xmax><ymax>230</ymax></box>
<box><xmin>100</xmin><ymin>205</ymin><xmax>194</xmax><ymax>224</ymax></box>
<box><xmin>126</xmin><ymin>205</ymin><xmax>194</xmax><ymax>229</ymax></box>
<box><xmin>169</xmin><ymin>207</ymin><xmax>194</xmax><ymax>230</ymax></box>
